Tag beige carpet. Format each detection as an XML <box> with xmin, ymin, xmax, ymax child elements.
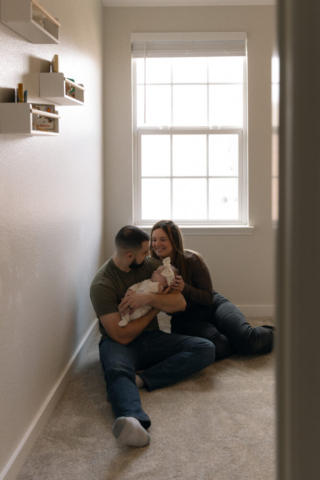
<box><xmin>17</xmin><ymin>316</ymin><xmax>275</xmax><ymax>480</ymax></box>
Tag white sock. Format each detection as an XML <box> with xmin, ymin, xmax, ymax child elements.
<box><xmin>113</xmin><ymin>417</ymin><xmax>150</xmax><ymax>447</ymax></box>
<box><xmin>135</xmin><ymin>374</ymin><xmax>145</xmax><ymax>388</ymax></box>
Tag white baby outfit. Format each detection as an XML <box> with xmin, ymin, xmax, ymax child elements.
<box><xmin>118</xmin><ymin>257</ymin><xmax>175</xmax><ymax>327</ymax></box>
<box><xmin>118</xmin><ymin>280</ymin><xmax>163</xmax><ymax>327</ymax></box>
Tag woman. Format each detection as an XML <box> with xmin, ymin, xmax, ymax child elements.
<box><xmin>150</xmin><ymin>220</ymin><xmax>274</xmax><ymax>360</ymax></box>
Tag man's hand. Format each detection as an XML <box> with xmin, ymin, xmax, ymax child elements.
<box><xmin>119</xmin><ymin>290</ymin><xmax>186</xmax><ymax>316</ymax></box>
<box><xmin>118</xmin><ymin>293</ymin><xmax>149</xmax><ymax>316</ymax></box>
<box><xmin>161</xmin><ymin>286</ymin><xmax>171</xmax><ymax>295</ymax></box>
<box><xmin>124</xmin><ymin>289</ymin><xmax>134</xmax><ymax>298</ymax></box>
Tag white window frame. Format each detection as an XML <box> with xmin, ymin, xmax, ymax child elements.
<box><xmin>132</xmin><ymin>33</ymin><xmax>252</xmax><ymax>235</ymax></box>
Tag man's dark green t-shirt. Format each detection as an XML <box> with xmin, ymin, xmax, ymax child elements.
<box><xmin>90</xmin><ymin>256</ymin><xmax>161</xmax><ymax>340</ymax></box>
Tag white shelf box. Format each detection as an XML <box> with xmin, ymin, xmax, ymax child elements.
<box><xmin>0</xmin><ymin>0</ymin><xmax>60</xmax><ymax>44</ymax></box>
<box><xmin>40</xmin><ymin>73</ymin><xmax>85</xmax><ymax>106</ymax></box>
<box><xmin>0</xmin><ymin>103</ymin><xmax>59</xmax><ymax>135</ymax></box>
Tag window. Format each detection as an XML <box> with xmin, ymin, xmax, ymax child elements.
<box><xmin>132</xmin><ymin>33</ymin><xmax>248</xmax><ymax>228</ymax></box>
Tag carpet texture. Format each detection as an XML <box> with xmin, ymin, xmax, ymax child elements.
<box><xmin>17</xmin><ymin>315</ymin><xmax>275</xmax><ymax>480</ymax></box>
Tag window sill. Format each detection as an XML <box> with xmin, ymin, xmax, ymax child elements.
<box><xmin>137</xmin><ymin>225</ymin><xmax>254</xmax><ymax>236</ymax></box>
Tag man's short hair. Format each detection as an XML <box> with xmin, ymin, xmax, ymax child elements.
<box><xmin>115</xmin><ymin>226</ymin><xmax>149</xmax><ymax>251</ymax></box>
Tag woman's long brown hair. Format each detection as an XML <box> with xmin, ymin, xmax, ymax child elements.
<box><xmin>150</xmin><ymin>220</ymin><xmax>189</xmax><ymax>282</ymax></box>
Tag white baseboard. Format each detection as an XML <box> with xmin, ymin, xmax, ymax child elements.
<box><xmin>0</xmin><ymin>318</ymin><xmax>99</xmax><ymax>480</ymax></box>
<box><xmin>237</xmin><ymin>305</ymin><xmax>275</xmax><ymax>317</ymax></box>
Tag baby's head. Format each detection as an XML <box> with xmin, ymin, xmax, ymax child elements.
<box><xmin>151</xmin><ymin>265</ymin><xmax>178</xmax><ymax>287</ymax></box>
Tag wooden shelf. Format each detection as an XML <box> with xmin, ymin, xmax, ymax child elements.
<box><xmin>0</xmin><ymin>103</ymin><xmax>59</xmax><ymax>135</ymax></box>
<box><xmin>40</xmin><ymin>73</ymin><xmax>85</xmax><ymax>106</ymax></box>
<box><xmin>0</xmin><ymin>0</ymin><xmax>60</xmax><ymax>44</ymax></box>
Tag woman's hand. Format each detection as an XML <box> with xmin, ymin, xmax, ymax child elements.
<box><xmin>170</xmin><ymin>275</ymin><xmax>185</xmax><ymax>292</ymax></box>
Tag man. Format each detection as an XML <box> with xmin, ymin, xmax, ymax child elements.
<box><xmin>90</xmin><ymin>226</ymin><xmax>215</xmax><ymax>447</ymax></box>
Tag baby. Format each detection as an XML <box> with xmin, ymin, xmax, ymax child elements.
<box><xmin>118</xmin><ymin>258</ymin><xmax>178</xmax><ymax>327</ymax></box>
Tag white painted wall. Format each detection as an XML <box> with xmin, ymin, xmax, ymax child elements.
<box><xmin>103</xmin><ymin>6</ymin><xmax>275</xmax><ymax>310</ymax></box>
<box><xmin>0</xmin><ymin>0</ymin><xmax>104</xmax><ymax>477</ymax></box>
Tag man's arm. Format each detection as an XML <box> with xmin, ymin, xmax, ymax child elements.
<box><xmin>125</xmin><ymin>282</ymin><xmax>141</xmax><ymax>294</ymax></box>
<box><xmin>100</xmin><ymin>308</ymin><xmax>160</xmax><ymax>346</ymax></box>
<box><xmin>118</xmin><ymin>291</ymin><xmax>186</xmax><ymax>317</ymax></box>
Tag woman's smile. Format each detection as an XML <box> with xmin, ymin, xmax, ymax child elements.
<box><xmin>151</xmin><ymin>228</ymin><xmax>174</xmax><ymax>259</ymax></box>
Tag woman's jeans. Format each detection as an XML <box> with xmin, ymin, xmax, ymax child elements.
<box><xmin>171</xmin><ymin>292</ymin><xmax>274</xmax><ymax>361</ymax></box>
<box><xmin>99</xmin><ymin>329</ymin><xmax>215</xmax><ymax>429</ymax></box>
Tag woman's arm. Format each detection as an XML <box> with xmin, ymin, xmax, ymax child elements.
<box><xmin>172</xmin><ymin>253</ymin><xmax>214</xmax><ymax>306</ymax></box>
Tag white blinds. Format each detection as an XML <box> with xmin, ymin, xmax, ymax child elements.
<box><xmin>131</xmin><ymin>34</ymin><xmax>247</xmax><ymax>58</ymax></box>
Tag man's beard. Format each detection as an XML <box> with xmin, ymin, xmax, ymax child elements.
<box><xmin>129</xmin><ymin>259</ymin><xmax>145</xmax><ymax>269</ymax></box>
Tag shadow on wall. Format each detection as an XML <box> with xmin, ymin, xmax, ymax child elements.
<box><xmin>22</xmin><ymin>56</ymin><xmax>51</xmax><ymax>99</ymax></box>
<box><xmin>0</xmin><ymin>87</ymin><xmax>15</xmax><ymax>102</ymax></box>
<box><xmin>0</xmin><ymin>57</ymin><xmax>51</xmax><ymax>102</ymax></box>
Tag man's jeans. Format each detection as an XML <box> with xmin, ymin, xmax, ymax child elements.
<box><xmin>99</xmin><ymin>330</ymin><xmax>215</xmax><ymax>429</ymax></box>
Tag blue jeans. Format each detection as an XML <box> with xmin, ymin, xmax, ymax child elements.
<box><xmin>99</xmin><ymin>330</ymin><xmax>215</xmax><ymax>429</ymax></box>
<box><xmin>171</xmin><ymin>292</ymin><xmax>274</xmax><ymax>360</ymax></box>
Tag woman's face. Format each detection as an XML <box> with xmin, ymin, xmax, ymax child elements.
<box><xmin>151</xmin><ymin>228</ymin><xmax>174</xmax><ymax>260</ymax></box>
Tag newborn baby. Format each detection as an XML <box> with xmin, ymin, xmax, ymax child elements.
<box><xmin>118</xmin><ymin>258</ymin><xmax>178</xmax><ymax>327</ymax></box>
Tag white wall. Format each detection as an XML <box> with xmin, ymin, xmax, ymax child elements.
<box><xmin>0</xmin><ymin>0</ymin><xmax>104</xmax><ymax>478</ymax></box>
<box><xmin>103</xmin><ymin>6</ymin><xmax>275</xmax><ymax>311</ymax></box>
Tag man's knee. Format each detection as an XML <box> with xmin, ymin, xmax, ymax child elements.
<box><xmin>102</xmin><ymin>358</ymin><xmax>135</xmax><ymax>382</ymax></box>
<box><xmin>206</xmin><ymin>341</ymin><xmax>216</xmax><ymax>364</ymax></box>
<box><xmin>213</xmin><ymin>334</ymin><xmax>234</xmax><ymax>361</ymax></box>
<box><xmin>191</xmin><ymin>337</ymin><xmax>216</xmax><ymax>365</ymax></box>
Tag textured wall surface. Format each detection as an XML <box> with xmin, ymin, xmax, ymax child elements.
<box><xmin>103</xmin><ymin>6</ymin><xmax>275</xmax><ymax>307</ymax></box>
<box><xmin>0</xmin><ymin>0</ymin><xmax>104</xmax><ymax>474</ymax></box>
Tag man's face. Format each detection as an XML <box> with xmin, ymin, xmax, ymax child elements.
<box><xmin>129</xmin><ymin>240</ymin><xmax>150</xmax><ymax>269</ymax></box>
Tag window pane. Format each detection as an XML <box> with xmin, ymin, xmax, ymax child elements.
<box><xmin>134</xmin><ymin>51</ymin><xmax>247</xmax><ymax>224</ymax></box>
<box><xmin>142</xmin><ymin>179</ymin><xmax>171</xmax><ymax>219</ymax></box>
<box><xmin>209</xmin><ymin>57</ymin><xmax>243</xmax><ymax>83</ymax></box>
<box><xmin>141</xmin><ymin>135</ymin><xmax>171</xmax><ymax>176</ymax></box>
<box><xmin>137</xmin><ymin>85</ymin><xmax>171</xmax><ymax>126</ymax></box>
<box><xmin>173</xmin><ymin>179</ymin><xmax>207</xmax><ymax>219</ymax></box>
<box><xmin>209</xmin><ymin>85</ymin><xmax>243</xmax><ymax>126</ymax></box>
<box><xmin>173</xmin><ymin>86</ymin><xmax>207</xmax><ymax>126</ymax></box>
<box><xmin>209</xmin><ymin>178</ymin><xmax>238</xmax><ymax>219</ymax></box>
<box><xmin>173</xmin><ymin>135</ymin><xmax>206</xmax><ymax>176</ymax></box>
<box><xmin>172</xmin><ymin>57</ymin><xmax>207</xmax><ymax>84</ymax></box>
<box><xmin>146</xmin><ymin>58</ymin><xmax>171</xmax><ymax>84</ymax></box>
<box><xmin>209</xmin><ymin>135</ymin><xmax>239</xmax><ymax>176</ymax></box>
<box><xmin>136</xmin><ymin>58</ymin><xmax>144</xmax><ymax>84</ymax></box>
<box><xmin>137</xmin><ymin>85</ymin><xmax>144</xmax><ymax>125</ymax></box>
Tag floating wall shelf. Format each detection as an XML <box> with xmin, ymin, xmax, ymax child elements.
<box><xmin>40</xmin><ymin>73</ymin><xmax>85</xmax><ymax>106</ymax></box>
<box><xmin>0</xmin><ymin>0</ymin><xmax>60</xmax><ymax>44</ymax></box>
<box><xmin>0</xmin><ymin>103</ymin><xmax>59</xmax><ymax>135</ymax></box>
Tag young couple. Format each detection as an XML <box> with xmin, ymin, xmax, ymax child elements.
<box><xmin>90</xmin><ymin>220</ymin><xmax>274</xmax><ymax>448</ymax></box>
